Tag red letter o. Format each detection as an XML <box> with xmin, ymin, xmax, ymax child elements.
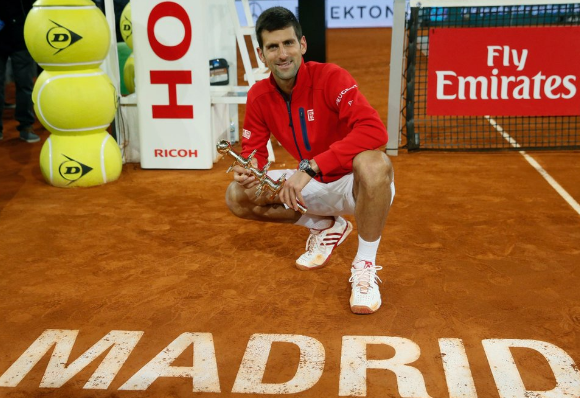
<box><xmin>147</xmin><ymin>2</ymin><xmax>192</xmax><ymax>61</ymax></box>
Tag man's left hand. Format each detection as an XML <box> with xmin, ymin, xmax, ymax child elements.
<box><xmin>279</xmin><ymin>171</ymin><xmax>312</xmax><ymax>212</ymax></box>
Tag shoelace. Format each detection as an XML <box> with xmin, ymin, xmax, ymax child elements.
<box><xmin>304</xmin><ymin>219</ymin><xmax>342</xmax><ymax>254</ymax></box>
<box><xmin>305</xmin><ymin>231</ymin><xmax>324</xmax><ymax>254</ymax></box>
<box><xmin>349</xmin><ymin>265</ymin><xmax>383</xmax><ymax>294</ymax></box>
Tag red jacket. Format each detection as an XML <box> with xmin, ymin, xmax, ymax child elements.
<box><xmin>241</xmin><ymin>61</ymin><xmax>388</xmax><ymax>183</ymax></box>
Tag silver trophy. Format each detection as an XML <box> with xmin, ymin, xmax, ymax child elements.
<box><xmin>216</xmin><ymin>140</ymin><xmax>307</xmax><ymax>214</ymax></box>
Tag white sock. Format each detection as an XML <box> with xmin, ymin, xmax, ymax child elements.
<box><xmin>355</xmin><ymin>236</ymin><xmax>381</xmax><ymax>264</ymax></box>
<box><xmin>295</xmin><ymin>214</ymin><xmax>334</xmax><ymax>230</ymax></box>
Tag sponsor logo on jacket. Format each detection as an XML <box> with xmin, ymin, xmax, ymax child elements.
<box><xmin>336</xmin><ymin>84</ymin><xmax>357</xmax><ymax>105</ymax></box>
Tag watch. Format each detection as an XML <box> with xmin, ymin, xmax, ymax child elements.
<box><xmin>299</xmin><ymin>159</ymin><xmax>317</xmax><ymax>178</ymax></box>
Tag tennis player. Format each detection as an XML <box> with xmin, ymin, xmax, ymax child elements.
<box><xmin>225</xmin><ymin>6</ymin><xmax>394</xmax><ymax>314</ymax></box>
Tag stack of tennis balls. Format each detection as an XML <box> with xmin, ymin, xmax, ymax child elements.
<box><xmin>120</xmin><ymin>2</ymin><xmax>135</xmax><ymax>94</ymax></box>
<box><xmin>24</xmin><ymin>0</ymin><xmax>122</xmax><ymax>187</ymax></box>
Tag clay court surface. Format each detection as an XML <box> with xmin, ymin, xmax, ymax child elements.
<box><xmin>1</xmin><ymin>28</ymin><xmax>580</xmax><ymax>397</ymax></box>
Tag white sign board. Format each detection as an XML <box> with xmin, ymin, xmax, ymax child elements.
<box><xmin>326</xmin><ymin>0</ymin><xmax>395</xmax><ymax>28</ymax></box>
<box><xmin>236</xmin><ymin>0</ymin><xmax>395</xmax><ymax>28</ymax></box>
<box><xmin>132</xmin><ymin>0</ymin><xmax>213</xmax><ymax>169</ymax></box>
<box><xmin>235</xmin><ymin>0</ymin><xmax>298</xmax><ymax>26</ymax></box>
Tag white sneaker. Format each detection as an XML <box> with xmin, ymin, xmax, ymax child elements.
<box><xmin>295</xmin><ymin>216</ymin><xmax>353</xmax><ymax>270</ymax></box>
<box><xmin>349</xmin><ymin>260</ymin><xmax>383</xmax><ymax>314</ymax></box>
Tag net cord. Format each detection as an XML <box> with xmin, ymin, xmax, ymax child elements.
<box><xmin>411</xmin><ymin>0</ymin><xmax>580</xmax><ymax>7</ymax></box>
<box><xmin>405</xmin><ymin>7</ymin><xmax>420</xmax><ymax>150</ymax></box>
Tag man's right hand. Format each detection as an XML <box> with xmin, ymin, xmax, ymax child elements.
<box><xmin>232</xmin><ymin>158</ymin><xmax>259</xmax><ymax>189</ymax></box>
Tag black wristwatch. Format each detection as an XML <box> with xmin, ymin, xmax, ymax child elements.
<box><xmin>299</xmin><ymin>159</ymin><xmax>317</xmax><ymax>178</ymax></box>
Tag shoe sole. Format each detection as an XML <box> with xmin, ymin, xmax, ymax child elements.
<box><xmin>295</xmin><ymin>220</ymin><xmax>353</xmax><ymax>271</ymax></box>
<box><xmin>350</xmin><ymin>301</ymin><xmax>381</xmax><ymax>315</ymax></box>
<box><xmin>350</xmin><ymin>305</ymin><xmax>380</xmax><ymax>314</ymax></box>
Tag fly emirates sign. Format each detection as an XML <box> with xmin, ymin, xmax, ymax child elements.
<box><xmin>427</xmin><ymin>27</ymin><xmax>580</xmax><ymax>116</ymax></box>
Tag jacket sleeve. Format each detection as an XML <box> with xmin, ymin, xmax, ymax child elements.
<box><xmin>313</xmin><ymin>66</ymin><xmax>388</xmax><ymax>176</ymax></box>
<box><xmin>241</xmin><ymin>92</ymin><xmax>271</xmax><ymax>169</ymax></box>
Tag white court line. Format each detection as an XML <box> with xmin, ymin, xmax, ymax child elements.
<box><xmin>485</xmin><ymin>116</ymin><xmax>580</xmax><ymax>216</ymax></box>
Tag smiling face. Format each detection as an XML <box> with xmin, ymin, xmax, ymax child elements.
<box><xmin>257</xmin><ymin>26</ymin><xmax>307</xmax><ymax>94</ymax></box>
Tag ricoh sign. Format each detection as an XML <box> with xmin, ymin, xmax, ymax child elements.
<box><xmin>427</xmin><ymin>27</ymin><xmax>580</xmax><ymax>116</ymax></box>
<box><xmin>132</xmin><ymin>0</ymin><xmax>213</xmax><ymax>169</ymax></box>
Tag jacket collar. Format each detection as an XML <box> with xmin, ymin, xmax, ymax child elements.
<box><xmin>268</xmin><ymin>58</ymin><xmax>310</xmax><ymax>98</ymax></box>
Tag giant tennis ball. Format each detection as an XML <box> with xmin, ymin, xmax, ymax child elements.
<box><xmin>120</xmin><ymin>2</ymin><xmax>133</xmax><ymax>49</ymax></box>
<box><xmin>123</xmin><ymin>53</ymin><xmax>135</xmax><ymax>94</ymax></box>
<box><xmin>24</xmin><ymin>0</ymin><xmax>110</xmax><ymax>70</ymax></box>
<box><xmin>33</xmin><ymin>68</ymin><xmax>117</xmax><ymax>135</ymax></box>
<box><xmin>40</xmin><ymin>131</ymin><xmax>122</xmax><ymax>187</ymax></box>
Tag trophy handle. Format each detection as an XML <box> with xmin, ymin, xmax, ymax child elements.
<box><xmin>295</xmin><ymin>200</ymin><xmax>307</xmax><ymax>214</ymax></box>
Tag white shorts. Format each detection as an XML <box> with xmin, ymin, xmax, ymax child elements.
<box><xmin>267</xmin><ymin>169</ymin><xmax>395</xmax><ymax>217</ymax></box>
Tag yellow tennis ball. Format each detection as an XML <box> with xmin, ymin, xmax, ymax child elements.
<box><xmin>33</xmin><ymin>68</ymin><xmax>118</xmax><ymax>135</ymax></box>
<box><xmin>120</xmin><ymin>3</ymin><xmax>133</xmax><ymax>50</ymax></box>
<box><xmin>40</xmin><ymin>131</ymin><xmax>123</xmax><ymax>188</ymax></box>
<box><xmin>24</xmin><ymin>0</ymin><xmax>110</xmax><ymax>70</ymax></box>
<box><xmin>123</xmin><ymin>53</ymin><xmax>135</xmax><ymax>94</ymax></box>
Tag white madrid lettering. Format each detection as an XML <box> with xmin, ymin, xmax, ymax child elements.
<box><xmin>0</xmin><ymin>330</ymin><xmax>143</xmax><ymax>389</ymax></box>
<box><xmin>439</xmin><ymin>338</ymin><xmax>477</xmax><ymax>398</ymax></box>
<box><xmin>2</xmin><ymin>330</ymin><xmax>580</xmax><ymax>397</ymax></box>
<box><xmin>483</xmin><ymin>339</ymin><xmax>580</xmax><ymax>398</ymax></box>
<box><xmin>119</xmin><ymin>332</ymin><xmax>220</xmax><ymax>392</ymax></box>
<box><xmin>232</xmin><ymin>334</ymin><xmax>325</xmax><ymax>394</ymax></box>
<box><xmin>339</xmin><ymin>336</ymin><xmax>431</xmax><ymax>397</ymax></box>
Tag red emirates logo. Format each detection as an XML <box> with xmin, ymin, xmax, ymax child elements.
<box><xmin>427</xmin><ymin>27</ymin><xmax>580</xmax><ymax>116</ymax></box>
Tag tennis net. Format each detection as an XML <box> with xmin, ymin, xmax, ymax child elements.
<box><xmin>396</xmin><ymin>1</ymin><xmax>580</xmax><ymax>151</ymax></box>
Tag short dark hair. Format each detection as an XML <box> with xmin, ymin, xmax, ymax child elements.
<box><xmin>255</xmin><ymin>7</ymin><xmax>302</xmax><ymax>50</ymax></box>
